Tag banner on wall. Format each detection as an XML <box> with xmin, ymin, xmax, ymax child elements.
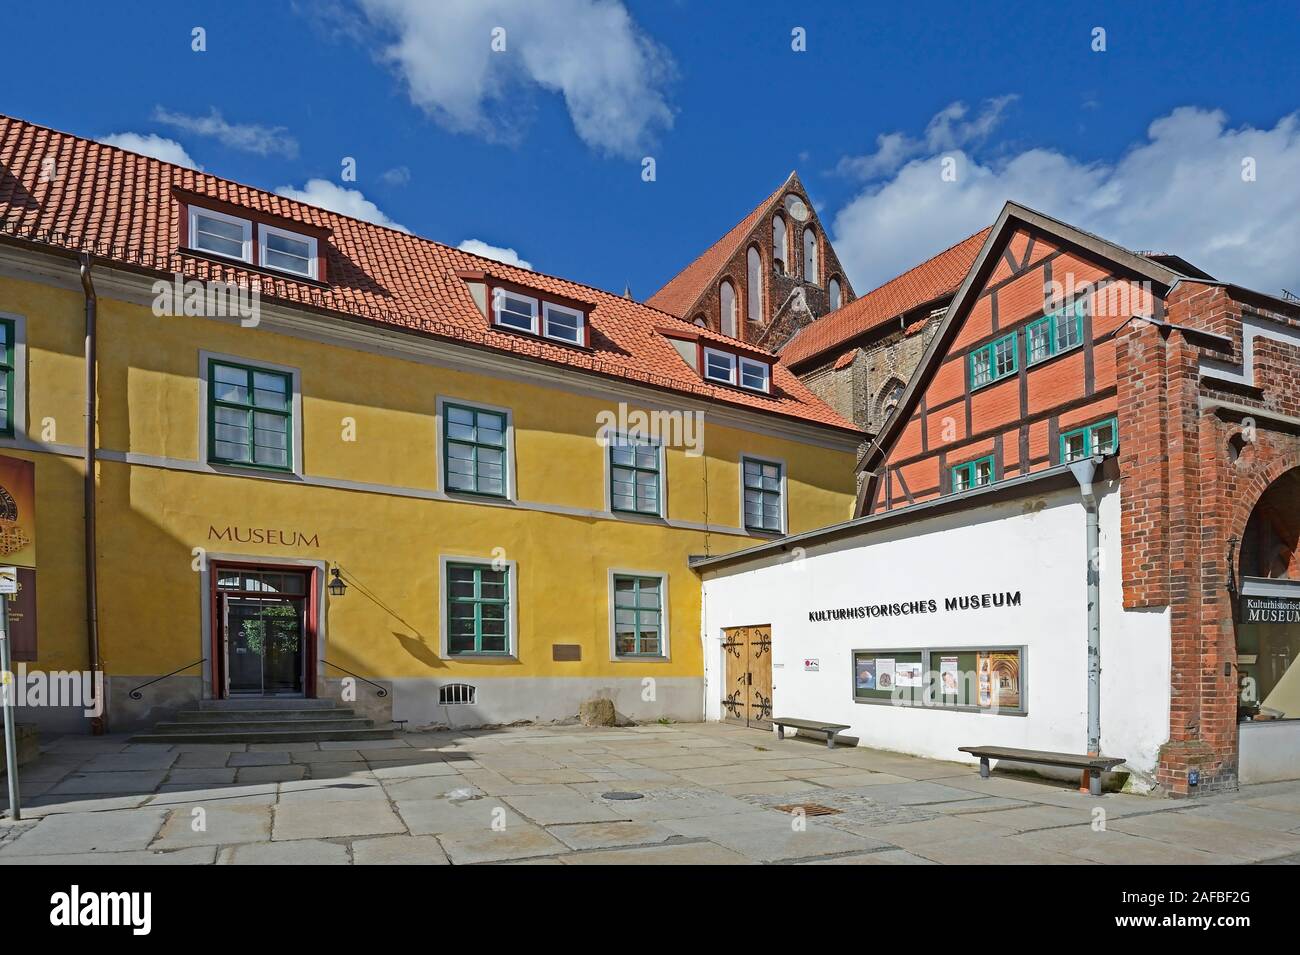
<box><xmin>0</xmin><ymin>455</ymin><xmax>35</xmax><ymax>568</ymax></box>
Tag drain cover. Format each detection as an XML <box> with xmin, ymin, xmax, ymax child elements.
<box><xmin>601</xmin><ymin>791</ymin><xmax>645</xmax><ymax>801</ymax></box>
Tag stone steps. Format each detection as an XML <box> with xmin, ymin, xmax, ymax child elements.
<box><xmin>128</xmin><ymin>699</ymin><xmax>397</xmax><ymax>744</ymax></box>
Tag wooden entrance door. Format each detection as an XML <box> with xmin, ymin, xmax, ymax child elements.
<box><xmin>721</xmin><ymin>625</ymin><xmax>773</xmax><ymax>728</ymax></box>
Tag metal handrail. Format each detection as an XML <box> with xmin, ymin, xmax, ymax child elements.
<box><xmin>128</xmin><ymin>660</ymin><xmax>203</xmax><ymax>700</ymax></box>
<box><xmin>322</xmin><ymin>659</ymin><xmax>389</xmax><ymax>697</ymax></box>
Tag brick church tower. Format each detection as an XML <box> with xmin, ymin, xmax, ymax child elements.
<box><xmin>647</xmin><ymin>172</ymin><xmax>854</xmax><ymax>350</ymax></box>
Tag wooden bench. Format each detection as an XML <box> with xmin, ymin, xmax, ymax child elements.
<box><xmin>772</xmin><ymin>716</ymin><xmax>853</xmax><ymax>750</ymax></box>
<box><xmin>958</xmin><ymin>746</ymin><xmax>1126</xmax><ymax>796</ymax></box>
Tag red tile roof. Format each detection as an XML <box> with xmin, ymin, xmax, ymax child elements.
<box><xmin>0</xmin><ymin>115</ymin><xmax>859</xmax><ymax>435</ymax></box>
<box><xmin>645</xmin><ymin>174</ymin><xmax>792</xmax><ymax>318</ymax></box>
<box><xmin>780</xmin><ymin>227</ymin><xmax>991</xmax><ymax>368</ymax></box>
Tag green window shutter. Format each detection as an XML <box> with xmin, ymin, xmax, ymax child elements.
<box><xmin>613</xmin><ymin>574</ymin><xmax>663</xmax><ymax>656</ymax></box>
<box><xmin>208</xmin><ymin>359</ymin><xmax>293</xmax><ymax>470</ymax></box>
<box><xmin>444</xmin><ymin>403</ymin><xmax>508</xmax><ymax>497</ymax></box>
<box><xmin>446</xmin><ymin>562</ymin><xmax>510</xmax><ymax>655</ymax></box>
<box><xmin>742</xmin><ymin>457</ymin><xmax>783</xmax><ymax>531</ymax></box>
<box><xmin>610</xmin><ymin>436</ymin><xmax>661</xmax><ymax>514</ymax></box>
<box><xmin>0</xmin><ymin>319</ymin><xmax>13</xmax><ymax>438</ymax></box>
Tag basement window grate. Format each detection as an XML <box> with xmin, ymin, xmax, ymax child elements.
<box><xmin>439</xmin><ymin>683</ymin><xmax>476</xmax><ymax>705</ymax></box>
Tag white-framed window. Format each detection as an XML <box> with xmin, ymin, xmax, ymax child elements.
<box><xmin>719</xmin><ymin>280</ymin><xmax>737</xmax><ymax>338</ymax></box>
<box><xmin>703</xmin><ymin>347</ymin><xmax>737</xmax><ymax>385</ymax></box>
<box><xmin>542</xmin><ymin>302</ymin><xmax>584</xmax><ymax>345</ymax></box>
<box><xmin>609</xmin><ymin>570</ymin><xmax>669</xmax><ymax>659</ymax></box>
<box><xmin>741</xmin><ymin>456</ymin><xmax>786</xmax><ymax>533</ymax></box>
<box><xmin>189</xmin><ymin>207</ymin><xmax>252</xmax><ymax>263</ymax></box>
<box><xmin>747</xmin><ymin>247</ymin><xmax>763</xmax><ymax>322</ymax></box>
<box><xmin>0</xmin><ymin>312</ymin><xmax>28</xmax><ymax>442</ymax></box>
<box><xmin>492</xmin><ymin>288</ymin><xmax>539</xmax><ymax>333</ymax></box>
<box><xmin>829</xmin><ymin>277</ymin><xmax>842</xmax><ymax>311</ymax></box>
<box><xmin>738</xmin><ymin>356</ymin><xmax>771</xmax><ymax>393</ymax></box>
<box><xmin>258</xmin><ymin>223</ymin><xmax>318</xmax><ymax>279</ymax></box>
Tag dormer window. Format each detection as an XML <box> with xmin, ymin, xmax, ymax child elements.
<box><xmin>191</xmin><ymin>207</ymin><xmax>252</xmax><ymax>262</ymax></box>
<box><xmin>543</xmin><ymin>302</ymin><xmax>584</xmax><ymax>344</ymax></box>
<box><xmin>493</xmin><ymin>289</ymin><xmax>539</xmax><ymax>333</ymax></box>
<box><xmin>702</xmin><ymin>347</ymin><xmax>771</xmax><ymax>394</ymax></box>
<box><xmin>739</xmin><ymin>356</ymin><xmax>770</xmax><ymax>392</ymax></box>
<box><xmin>259</xmin><ymin>224</ymin><xmax>318</xmax><ymax>280</ymax></box>
<box><xmin>183</xmin><ymin>197</ymin><xmax>326</xmax><ymax>282</ymax></box>
<box><xmin>703</xmin><ymin>347</ymin><xmax>736</xmax><ymax>385</ymax></box>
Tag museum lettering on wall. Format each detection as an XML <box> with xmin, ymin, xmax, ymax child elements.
<box><xmin>808</xmin><ymin>590</ymin><xmax>1023</xmax><ymax>623</ymax></box>
<box><xmin>208</xmin><ymin>525</ymin><xmax>320</xmax><ymax>548</ymax></box>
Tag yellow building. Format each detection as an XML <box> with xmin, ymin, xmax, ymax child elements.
<box><xmin>0</xmin><ymin>114</ymin><xmax>860</xmax><ymax>732</ymax></box>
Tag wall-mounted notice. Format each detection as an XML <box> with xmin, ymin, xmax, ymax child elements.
<box><xmin>939</xmin><ymin>655</ymin><xmax>960</xmax><ymax>697</ymax></box>
<box><xmin>876</xmin><ymin>658</ymin><xmax>896</xmax><ymax>690</ymax></box>
<box><xmin>804</xmin><ymin>658</ymin><xmax>819</xmax><ymax>672</ymax></box>
<box><xmin>895</xmin><ymin>661</ymin><xmax>923</xmax><ymax>688</ymax></box>
<box><xmin>855</xmin><ymin>657</ymin><xmax>876</xmax><ymax>691</ymax></box>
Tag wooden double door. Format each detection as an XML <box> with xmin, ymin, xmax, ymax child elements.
<box><xmin>721</xmin><ymin>625</ymin><xmax>773</xmax><ymax>728</ymax></box>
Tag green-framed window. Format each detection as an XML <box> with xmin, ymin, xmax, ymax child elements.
<box><xmin>951</xmin><ymin>455</ymin><xmax>995</xmax><ymax>493</ymax></box>
<box><xmin>1061</xmin><ymin>417</ymin><xmax>1118</xmax><ymax>463</ymax></box>
<box><xmin>742</xmin><ymin>457</ymin><xmax>783</xmax><ymax>532</ymax></box>
<box><xmin>969</xmin><ymin>332</ymin><xmax>1017</xmax><ymax>390</ymax></box>
<box><xmin>1026</xmin><ymin>300</ymin><xmax>1085</xmax><ymax>366</ymax></box>
<box><xmin>613</xmin><ymin>574</ymin><xmax>664</xmax><ymax>657</ymax></box>
<box><xmin>208</xmin><ymin>359</ymin><xmax>293</xmax><ymax>470</ymax></box>
<box><xmin>444</xmin><ymin>403</ymin><xmax>508</xmax><ymax>497</ymax></box>
<box><xmin>446</xmin><ymin>562</ymin><xmax>510</xmax><ymax>655</ymax></box>
<box><xmin>610</xmin><ymin>435</ymin><xmax>661</xmax><ymax>514</ymax></box>
<box><xmin>0</xmin><ymin>318</ymin><xmax>14</xmax><ymax>438</ymax></box>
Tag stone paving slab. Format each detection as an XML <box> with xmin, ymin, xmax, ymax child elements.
<box><xmin>218</xmin><ymin>839</ymin><xmax>350</xmax><ymax>864</ymax></box>
<box><xmin>49</xmin><ymin>771</ymin><xmax>169</xmax><ymax>795</ymax></box>
<box><xmin>151</xmin><ymin>804</ymin><xmax>272</xmax><ymax>849</ymax></box>
<box><xmin>272</xmin><ymin>800</ymin><xmax>405</xmax><ymax>841</ymax></box>
<box><xmin>546</xmin><ymin>820</ymin><xmax>679</xmax><ymax>850</ymax></box>
<box><xmin>559</xmin><ymin>842</ymin><xmax>756</xmax><ymax>865</ymax></box>
<box><xmin>800</xmin><ymin>848</ymin><xmax>937</xmax><ymax>865</ymax></box>
<box><xmin>0</xmin><ymin>847</ymin><xmax>218</xmax><ymax>865</ymax></box>
<box><xmin>1108</xmin><ymin>811</ymin><xmax>1300</xmax><ymax>861</ymax></box>
<box><xmin>437</xmin><ymin>824</ymin><xmax>568</xmax><ymax>864</ymax></box>
<box><xmin>351</xmin><ymin>834</ymin><xmax>449</xmax><ymax>865</ymax></box>
<box><xmin>0</xmin><ymin>807</ymin><xmax>167</xmax><ymax>856</ymax></box>
<box><xmin>395</xmin><ymin>796</ymin><xmax>526</xmax><ymax>835</ymax></box>
<box><xmin>503</xmin><ymin>793</ymin><xmax>630</xmax><ymax>825</ymax></box>
<box><xmin>1010</xmin><ymin>825</ymin><xmax>1242</xmax><ymax>865</ymax></box>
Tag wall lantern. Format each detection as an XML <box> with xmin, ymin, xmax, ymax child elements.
<box><xmin>328</xmin><ymin>564</ymin><xmax>348</xmax><ymax>597</ymax></box>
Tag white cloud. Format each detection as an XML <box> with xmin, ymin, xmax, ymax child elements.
<box><xmin>457</xmin><ymin>239</ymin><xmax>532</xmax><ymax>270</ymax></box>
<box><xmin>275</xmin><ymin>179</ymin><xmax>409</xmax><ymax>232</ymax></box>
<box><xmin>832</xmin><ymin>106</ymin><xmax>1300</xmax><ymax>296</ymax></box>
<box><xmin>154</xmin><ymin>107</ymin><xmax>299</xmax><ymax>158</ymax></box>
<box><xmin>99</xmin><ymin>132</ymin><xmax>200</xmax><ymax>170</ymax></box>
<box><xmin>380</xmin><ymin>165</ymin><xmax>411</xmax><ymax>186</ymax></box>
<box><xmin>836</xmin><ymin>96</ymin><xmax>1017</xmax><ymax>179</ymax></box>
<box><xmin>353</xmin><ymin>0</ymin><xmax>674</xmax><ymax>158</ymax></box>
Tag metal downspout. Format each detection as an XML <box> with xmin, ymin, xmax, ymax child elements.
<box><xmin>79</xmin><ymin>253</ymin><xmax>104</xmax><ymax>734</ymax></box>
<box><xmin>1069</xmin><ymin>457</ymin><xmax>1102</xmax><ymax>772</ymax></box>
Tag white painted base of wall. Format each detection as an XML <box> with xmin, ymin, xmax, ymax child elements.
<box><xmin>20</xmin><ymin>674</ymin><xmax>704</xmax><ymax>734</ymax></box>
<box><xmin>1239</xmin><ymin>720</ymin><xmax>1300</xmax><ymax>783</ymax></box>
<box><xmin>390</xmin><ymin>676</ymin><xmax>704</xmax><ymax>729</ymax></box>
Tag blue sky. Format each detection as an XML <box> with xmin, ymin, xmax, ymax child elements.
<box><xmin>6</xmin><ymin>1</ymin><xmax>1300</xmax><ymax>296</ymax></box>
